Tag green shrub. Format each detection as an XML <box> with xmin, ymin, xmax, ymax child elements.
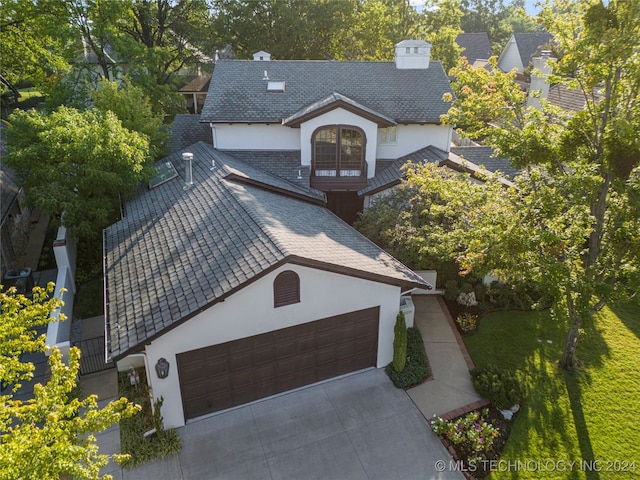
<box><xmin>444</xmin><ymin>279</ymin><xmax>460</xmax><ymax>302</ymax></box>
<box><xmin>386</xmin><ymin>327</ymin><xmax>429</xmax><ymax>388</ymax></box>
<box><xmin>119</xmin><ymin>371</ymin><xmax>181</xmax><ymax>468</ymax></box>
<box><xmin>470</xmin><ymin>365</ymin><xmax>524</xmax><ymax>409</ymax></box>
<box><xmin>392</xmin><ymin>312</ymin><xmax>407</xmax><ymax>372</ymax></box>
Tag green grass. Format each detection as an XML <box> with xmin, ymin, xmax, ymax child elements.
<box><xmin>465</xmin><ymin>306</ymin><xmax>640</xmax><ymax>479</ymax></box>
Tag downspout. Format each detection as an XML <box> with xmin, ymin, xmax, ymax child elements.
<box><xmin>209</xmin><ymin>123</ymin><xmax>216</xmax><ymax>148</ymax></box>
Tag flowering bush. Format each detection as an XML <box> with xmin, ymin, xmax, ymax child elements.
<box><xmin>456</xmin><ymin>313</ymin><xmax>478</xmax><ymax>333</ymax></box>
<box><xmin>431</xmin><ymin>409</ymin><xmax>499</xmax><ymax>464</ymax></box>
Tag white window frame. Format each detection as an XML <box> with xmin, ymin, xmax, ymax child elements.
<box><xmin>378</xmin><ymin>126</ymin><xmax>397</xmax><ymax>144</ymax></box>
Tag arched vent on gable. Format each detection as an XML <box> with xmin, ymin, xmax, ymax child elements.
<box><xmin>274</xmin><ymin>270</ymin><xmax>300</xmax><ymax>307</ymax></box>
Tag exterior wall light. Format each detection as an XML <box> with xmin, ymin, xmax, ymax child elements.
<box><xmin>155</xmin><ymin>358</ymin><xmax>170</xmax><ymax>379</ymax></box>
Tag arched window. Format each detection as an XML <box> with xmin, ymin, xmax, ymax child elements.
<box><xmin>312</xmin><ymin>126</ymin><xmax>365</xmax><ymax>178</ymax></box>
<box><xmin>273</xmin><ymin>271</ymin><xmax>300</xmax><ymax>307</ymax></box>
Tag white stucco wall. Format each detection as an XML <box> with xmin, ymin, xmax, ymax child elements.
<box><xmin>498</xmin><ymin>37</ymin><xmax>524</xmax><ymax>73</ymax></box>
<box><xmin>299</xmin><ymin>108</ymin><xmax>378</xmax><ymax>178</ymax></box>
<box><xmin>141</xmin><ymin>263</ymin><xmax>403</xmax><ymax>428</ymax></box>
<box><xmin>376</xmin><ymin>124</ymin><xmax>452</xmax><ymax>159</ymax></box>
<box><xmin>212</xmin><ymin>123</ymin><xmax>300</xmax><ymax>150</ymax></box>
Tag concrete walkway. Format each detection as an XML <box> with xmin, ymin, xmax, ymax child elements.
<box><xmin>408</xmin><ymin>295</ymin><xmax>487</xmax><ymax>420</ymax></box>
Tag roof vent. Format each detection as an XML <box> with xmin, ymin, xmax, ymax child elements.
<box><xmin>182</xmin><ymin>152</ymin><xmax>194</xmax><ymax>189</ymax></box>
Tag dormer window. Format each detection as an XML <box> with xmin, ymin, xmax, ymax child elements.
<box><xmin>274</xmin><ymin>271</ymin><xmax>300</xmax><ymax>307</ymax></box>
<box><xmin>267</xmin><ymin>81</ymin><xmax>286</xmax><ymax>92</ymax></box>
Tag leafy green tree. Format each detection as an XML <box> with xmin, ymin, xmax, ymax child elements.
<box><xmin>91</xmin><ymin>78</ymin><xmax>168</xmax><ymax>158</ymax></box>
<box><xmin>0</xmin><ymin>284</ymin><xmax>139</xmax><ymax>480</ymax></box>
<box><xmin>443</xmin><ymin>0</ymin><xmax>640</xmax><ymax>369</ymax></box>
<box><xmin>212</xmin><ymin>0</ymin><xmax>358</xmax><ymax>60</ymax></box>
<box><xmin>419</xmin><ymin>0</ymin><xmax>464</xmax><ymax>72</ymax></box>
<box><xmin>0</xmin><ymin>0</ymin><xmax>74</xmax><ymax>85</ymax></box>
<box><xmin>4</xmin><ymin>106</ymin><xmax>152</xmax><ymax>238</ymax></box>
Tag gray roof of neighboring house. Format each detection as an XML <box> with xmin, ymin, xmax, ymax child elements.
<box><xmin>546</xmin><ymin>83</ymin><xmax>598</xmax><ymax>112</ymax></box>
<box><xmin>456</xmin><ymin>33</ymin><xmax>492</xmax><ymax>64</ymax></box>
<box><xmin>358</xmin><ymin>146</ymin><xmax>449</xmax><ymax>196</ymax></box>
<box><xmin>513</xmin><ymin>33</ymin><xmax>553</xmax><ymax>69</ymax></box>
<box><xmin>179</xmin><ymin>75</ymin><xmax>211</xmax><ymax>93</ymax></box>
<box><xmin>170</xmin><ymin>115</ymin><xmax>212</xmax><ymax>152</ymax></box>
<box><xmin>104</xmin><ymin>141</ymin><xmax>427</xmax><ymax>359</ymax></box>
<box><xmin>451</xmin><ymin>146</ymin><xmax>519</xmax><ymax>179</ymax></box>
<box><xmin>200</xmin><ymin>59</ymin><xmax>453</xmax><ymax>124</ymax></box>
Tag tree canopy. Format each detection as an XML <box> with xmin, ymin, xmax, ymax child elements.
<box><xmin>0</xmin><ymin>284</ymin><xmax>139</xmax><ymax>480</ymax></box>
<box><xmin>359</xmin><ymin>0</ymin><xmax>640</xmax><ymax>370</ymax></box>
<box><xmin>5</xmin><ymin>106</ymin><xmax>153</xmax><ymax>238</ymax></box>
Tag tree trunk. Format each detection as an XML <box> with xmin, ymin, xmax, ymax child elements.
<box><xmin>560</xmin><ymin>323</ymin><xmax>580</xmax><ymax>370</ymax></box>
<box><xmin>559</xmin><ymin>291</ymin><xmax>581</xmax><ymax>370</ymax></box>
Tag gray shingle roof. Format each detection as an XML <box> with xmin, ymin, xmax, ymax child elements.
<box><xmin>170</xmin><ymin>115</ymin><xmax>212</xmax><ymax>152</ymax></box>
<box><xmin>201</xmin><ymin>59</ymin><xmax>453</xmax><ymax>124</ymax></box>
<box><xmin>513</xmin><ymin>33</ymin><xmax>553</xmax><ymax>69</ymax></box>
<box><xmin>451</xmin><ymin>146</ymin><xmax>520</xmax><ymax>179</ymax></box>
<box><xmin>105</xmin><ymin>142</ymin><xmax>427</xmax><ymax>359</ymax></box>
<box><xmin>456</xmin><ymin>33</ymin><xmax>492</xmax><ymax>64</ymax></box>
<box><xmin>358</xmin><ymin>146</ymin><xmax>448</xmax><ymax>196</ymax></box>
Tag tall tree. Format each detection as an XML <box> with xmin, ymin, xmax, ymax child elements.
<box><xmin>4</xmin><ymin>107</ymin><xmax>153</xmax><ymax>238</ymax></box>
<box><xmin>419</xmin><ymin>0</ymin><xmax>464</xmax><ymax>72</ymax></box>
<box><xmin>444</xmin><ymin>0</ymin><xmax>640</xmax><ymax>369</ymax></box>
<box><xmin>0</xmin><ymin>0</ymin><xmax>74</xmax><ymax>85</ymax></box>
<box><xmin>0</xmin><ymin>284</ymin><xmax>139</xmax><ymax>479</ymax></box>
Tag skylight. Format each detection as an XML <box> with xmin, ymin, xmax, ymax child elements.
<box><xmin>149</xmin><ymin>161</ymin><xmax>178</xmax><ymax>189</ymax></box>
<box><xmin>267</xmin><ymin>81</ymin><xmax>286</xmax><ymax>92</ymax></box>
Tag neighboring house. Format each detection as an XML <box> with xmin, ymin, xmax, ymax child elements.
<box><xmin>497</xmin><ymin>32</ymin><xmax>553</xmax><ymax>75</ymax></box>
<box><xmin>104</xmin><ymin>142</ymin><xmax>429</xmax><ymax>428</ymax></box>
<box><xmin>0</xmin><ymin>127</ymin><xmax>31</xmax><ymax>278</ymax></box>
<box><xmin>199</xmin><ymin>40</ymin><xmax>455</xmax><ymax>224</ymax></box>
<box><xmin>456</xmin><ymin>33</ymin><xmax>492</xmax><ymax>66</ymax></box>
<box><xmin>178</xmin><ymin>75</ymin><xmax>210</xmax><ymax>114</ymax></box>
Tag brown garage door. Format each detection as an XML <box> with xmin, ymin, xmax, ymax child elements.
<box><xmin>177</xmin><ymin>306</ymin><xmax>379</xmax><ymax>420</ymax></box>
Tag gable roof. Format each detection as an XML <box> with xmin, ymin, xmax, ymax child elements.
<box><xmin>358</xmin><ymin>146</ymin><xmax>448</xmax><ymax>196</ymax></box>
<box><xmin>178</xmin><ymin>75</ymin><xmax>211</xmax><ymax>93</ymax></box>
<box><xmin>512</xmin><ymin>33</ymin><xmax>553</xmax><ymax>69</ymax></box>
<box><xmin>456</xmin><ymin>33</ymin><xmax>492</xmax><ymax>65</ymax></box>
<box><xmin>201</xmin><ymin>59</ymin><xmax>453</xmax><ymax>125</ymax></box>
<box><xmin>170</xmin><ymin>114</ymin><xmax>212</xmax><ymax>152</ymax></box>
<box><xmin>105</xmin><ymin>142</ymin><xmax>428</xmax><ymax>360</ymax></box>
<box><xmin>283</xmin><ymin>92</ymin><xmax>396</xmax><ymax>127</ymax></box>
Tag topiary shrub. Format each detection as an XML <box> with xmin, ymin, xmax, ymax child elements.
<box><xmin>387</xmin><ymin>327</ymin><xmax>430</xmax><ymax>388</ymax></box>
<box><xmin>470</xmin><ymin>365</ymin><xmax>525</xmax><ymax>410</ymax></box>
<box><xmin>392</xmin><ymin>311</ymin><xmax>407</xmax><ymax>372</ymax></box>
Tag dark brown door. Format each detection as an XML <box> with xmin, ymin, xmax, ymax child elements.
<box><xmin>177</xmin><ymin>306</ymin><xmax>379</xmax><ymax>420</ymax></box>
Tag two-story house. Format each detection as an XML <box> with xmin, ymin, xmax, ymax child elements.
<box><xmin>104</xmin><ymin>41</ymin><xmax>474</xmax><ymax>429</ymax></box>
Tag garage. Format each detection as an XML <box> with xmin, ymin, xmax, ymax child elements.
<box><xmin>177</xmin><ymin>306</ymin><xmax>379</xmax><ymax>420</ymax></box>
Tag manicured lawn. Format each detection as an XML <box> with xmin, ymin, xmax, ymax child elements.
<box><xmin>465</xmin><ymin>305</ymin><xmax>640</xmax><ymax>479</ymax></box>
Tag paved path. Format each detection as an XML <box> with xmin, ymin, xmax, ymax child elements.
<box><xmin>407</xmin><ymin>295</ymin><xmax>486</xmax><ymax>420</ymax></box>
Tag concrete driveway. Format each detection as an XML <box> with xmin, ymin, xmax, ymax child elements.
<box><xmin>115</xmin><ymin>368</ymin><xmax>462</xmax><ymax>480</ymax></box>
